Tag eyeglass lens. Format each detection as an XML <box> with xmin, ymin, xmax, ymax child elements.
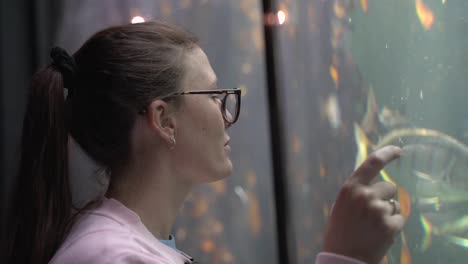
<box><xmin>223</xmin><ymin>93</ymin><xmax>238</xmax><ymax>123</ymax></box>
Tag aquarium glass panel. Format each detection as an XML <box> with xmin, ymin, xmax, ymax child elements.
<box><xmin>349</xmin><ymin>1</ymin><xmax>468</xmax><ymax>263</ymax></box>
<box><xmin>55</xmin><ymin>1</ymin><xmax>278</xmax><ymax>263</ymax></box>
<box><xmin>275</xmin><ymin>0</ymin><xmax>467</xmax><ymax>263</ymax></box>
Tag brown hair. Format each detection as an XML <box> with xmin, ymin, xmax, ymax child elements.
<box><xmin>6</xmin><ymin>21</ymin><xmax>198</xmax><ymax>264</ymax></box>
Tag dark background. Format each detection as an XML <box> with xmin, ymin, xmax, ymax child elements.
<box><xmin>1</xmin><ymin>0</ymin><xmax>62</xmax><ymax>240</ymax></box>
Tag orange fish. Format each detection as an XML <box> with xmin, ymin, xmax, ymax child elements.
<box><xmin>361</xmin><ymin>0</ymin><xmax>368</xmax><ymax>13</ymax></box>
<box><xmin>334</xmin><ymin>0</ymin><xmax>347</xmax><ymax>19</ymax></box>
<box><xmin>380</xmin><ymin>255</ymin><xmax>389</xmax><ymax>264</ymax></box>
<box><xmin>248</xmin><ymin>192</ymin><xmax>262</xmax><ymax>236</ymax></box>
<box><xmin>416</xmin><ymin>0</ymin><xmax>435</xmax><ymax>30</ymax></box>
<box><xmin>208</xmin><ymin>180</ymin><xmax>226</xmax><ymax>194</ymax></box>
<box><xmin>397</xmin><ymin>186</ymin><xmax>412</xmax><ymax>220</ymax></box>
<box><xmin>201</xmin><ymin>239</ymin><xmax>215</xmax><ymax>253</ymax></box>
<box><xmin>400</xmin><ymin>233</ymin><xmax>412</xmax><ymax>264</ymax></box>
<box><xmin>319</xmin><ymin>159</ymin><xmax>326</xmax><ymax>178</ymax></box>
<box><xmin>291</xmin><ymin>134</ymin><xmax>303</xmax><ymax>154</ymax></box>
<box><xmin>329</xmin><ymin>65</ymin><xmax>339</xmax><ymax>88</ymax></box>
<box><xmin>193</xmin><ymin>196</ymin><xmax>209</xmax><ymax>217</ymax></box>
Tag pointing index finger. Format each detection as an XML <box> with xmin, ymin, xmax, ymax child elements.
<box><xmin>348</xmin><ymin>145</ymin><xmax>402</xmax><ymax>185</ymax></box>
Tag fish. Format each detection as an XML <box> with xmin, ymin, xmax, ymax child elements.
<box><xmin>360</xmin><ymin>0</ymin><xmax>368</xmax><ymax>13</ymax></box>
<box><xmin>411</xmin><ymin>169</ymin><xmax>468</xmax><ymax>250</ymax></box>
<box><xmin>321</xmin><ymin>94</ymin><xmax>342</xmax><ymax>130</ymax></box>
<box><xmin>420</xmin><ymin>215</ymin><xmax>468</xmax><ymax>250</ymax></box>
<box><xmin>438</xmin><ymin>215</ymin><xmax>468</xmax><ymax>235</ymax></box>
<box><xmin>416</xmin><ymin>0</ymin><xmax>435</xmax><ymax>30</ymax></box>
<box><xmin>329</xmin><ymin>65</ymin><xmax>339</xmax><ymax>88</ymax></box>
<box><xmin>248</xmin><ymin>191</ymin><xmax>262</xmax><ymax>237</ymax></box>
<box><xmin>420</xmin><ymin>215</ymin><xmax>468</xmax><ymax>251</ymax></box>
<box><xmin>380</xmin><ymin>255</ymin><xmax>389</xmax><ymax>264</ymax></box>
<box><xmin>413</xmin><ymin>189</ymin><xmax>468</xmax><ymax>213</ymax></box>
<box><xmin>201</xmin><ymin>239</ymin><xmax>215</xmax><ymax>253</ymax></box>
<box><xmin>354</xmin><ymin>122</ymin><xmax>394</xmax><ymax>185</ymax></box>
<box><xmin>354</xmin><ymin>121</ymin><xmax>468</xmax><ymax>261</ymax></box>
<box><xmin>413</xmin><ymin>170</ymin><xmax>437</xmax><ymax>184</ymax></box>
<box><xmin>400</xmin><ymin>233</ymin><xmax>412</xmax><ymax>264</ymax></box>
<box><xmin>333</xmin><ymin>0</ymin><xmax>347</xmax><ymax>19</ymax></box>
<box><xmin>443</xmin><ymin>234</ymin><xmax>468</xmax><ymax>248</ymax></box>
<box><xmin>360</xmin><ymin>85</ymin><xmax>379</xmax><ymax>136</ymax></box>
<box><xmin>378</xmin><ymin>107</ymin><xmax>412</xmax><ymax>131</ymax></box>
<box><xmin>360</xmin><ymin>88</ymin><xmax>413</xmax><ymax>138</ymax></box>
<box><xmin>354</xmin><ymin>122</ymin><xmax>371</xmax><ymax>170</ymax></box>
<box><xmin>398</xmin><ymin>186</ymin><xmax>412</xmax><ymax>220</ymax></box>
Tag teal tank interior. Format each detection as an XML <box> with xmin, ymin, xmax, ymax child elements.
<box><xmin>350</xmin><ymin>0</ymin><xmax>468</xmax><ymax>263</ymax></box>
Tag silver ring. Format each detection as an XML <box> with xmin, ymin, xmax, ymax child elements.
<box><xmin>388</xmin><ymin>198</ymin><xmax>399</xmax><ymax>215</ymax></box>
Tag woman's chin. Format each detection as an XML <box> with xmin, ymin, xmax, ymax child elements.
<box><xmin>209</xmin><ymin>160</ymin><xmax>233</xmax><ymax>183</ymax></box>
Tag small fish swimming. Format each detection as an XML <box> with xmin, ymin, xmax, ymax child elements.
<box><xmin>413</xmin><ymin>170</ymin><xmax>437</xmax><ymax>184</ymax></box>
<box><xmin>360</xmin><ymin>85</ymin><xmax>379</xmax><ymax>136</ymax></box>
<box><xmin>412</xmin><ymin>168</ymin><xmax>468</xmax><ymax>214</ymax></box>
<box><xmin>398</xmin><ymin>186</ymin><xmax>412</xmax><ymax>220</ymax></box>
<box><xmin>321</xmin><ymin>94</ymin><xmax>342</xmax><ymax>130</ymax></box>
<box><xmin>360</xmin><ymin>0</ymin><xmax>368</xmax><ymax>13</ymax></box>
<box><xmin>438</xmin><ymin>215</ymin><xmax>468</xmax><ymax>235</ymax></box>
<box><xmin>400</xmin><ymin>233</ymin><xmax>412</xmax><ymax>264</ymax></box>
<box><xmin>360</xmin><ymin>87</ymin><xmax>413</xmax><ymax>140</ymax></box>
<box><xmin>378</xmin><ymin>106</ymin><xmax>412</xmax><ymax>131</ymax></box>
<box><xmin>329</xmin><ymin>65</ymin><xmax>339</xmax><ymax>88</ymax></box>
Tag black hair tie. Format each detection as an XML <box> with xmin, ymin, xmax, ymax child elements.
<box><xmin>50</xmin><ymin>46</ymin><xmax>77</xmax><ymax>93</ymax></box>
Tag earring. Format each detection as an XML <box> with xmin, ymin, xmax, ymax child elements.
<box><xmin>169</xmin><ymin>136</ymin><xmax>176</xmax><ymax>150</ymax></box>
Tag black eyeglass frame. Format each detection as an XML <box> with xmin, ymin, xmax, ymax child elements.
<box><xmin>139</xmin><ymin>88</ymin><xmax>242</xmax><ymax>127</ymax></box>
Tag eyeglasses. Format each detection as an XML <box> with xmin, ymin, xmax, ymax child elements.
<box><xmin>139</xmin><ymin>88</ymin><xmax>241</xmax><ymax>128</ymax></box>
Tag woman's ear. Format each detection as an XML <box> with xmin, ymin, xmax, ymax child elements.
<box><xmin>146</xmin><ymin>99</ymin><xmax>177</xmax><ymax>144</ymax></box>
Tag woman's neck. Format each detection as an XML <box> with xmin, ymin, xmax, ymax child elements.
<box><xmin>106</xmin><ymin>160</ymin><xmax>191</xmax><ymax>240</ymax></box>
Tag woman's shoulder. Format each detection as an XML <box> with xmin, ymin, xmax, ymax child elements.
<box><xmin>50</xmin><ymin>236</ymin><xmax>175</xmax><ymax>264</ymax></box>
<box><xmin>50</xmin><ymin>215</ymin><xmax>179</xmax><ymax>264</ymax></box>
<box><xmin>49</xmin><ymin>200</ymin><xmax>182</xmax><ymax>263</ymax></box>
<box><xmin>49</xmin><ymin>227</ymin><xmax>136</xmax><ymax>263</ymax></box>
<box><xmin>49</xmin><ymin>212</ymin><xmax>140</xmax><ymax>263</ymax></box>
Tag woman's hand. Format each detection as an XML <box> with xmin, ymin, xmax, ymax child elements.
<box><xmin>323</xmin><ymin>145</ymin><xmax>405</xmax><ymax>264</ymax></box>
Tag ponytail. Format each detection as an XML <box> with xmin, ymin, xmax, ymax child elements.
<box><xmin>6</xmin><ymin>65</ymin><xmax>72</xmax><ymax>263</ymax></box>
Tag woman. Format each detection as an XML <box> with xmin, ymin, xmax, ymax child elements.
<box><xmin>6</xmin><ymin>21</ymin><xmax>404</xmax><ymax>264</ymax></box>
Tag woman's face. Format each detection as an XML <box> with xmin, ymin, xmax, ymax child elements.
<box><xmin>172</xmin><ymin>47</ymin><xmax>233</xmax><ymax>184</ymax></box>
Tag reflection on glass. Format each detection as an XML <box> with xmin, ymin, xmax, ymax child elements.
<box><xmin>350</xmin><ymin>0</ymin><xmax>468</xmax><ymax>263</ymax></box>
<box><xmin>55</xmin><ymin>1</ymin><xmax>276</xmax><ymax>263</ymax></box>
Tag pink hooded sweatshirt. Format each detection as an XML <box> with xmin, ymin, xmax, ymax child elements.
<box><xmin>49</xmin><ymin>197</ymin><xmax>364</xmax><ymax>264</ymax></box>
